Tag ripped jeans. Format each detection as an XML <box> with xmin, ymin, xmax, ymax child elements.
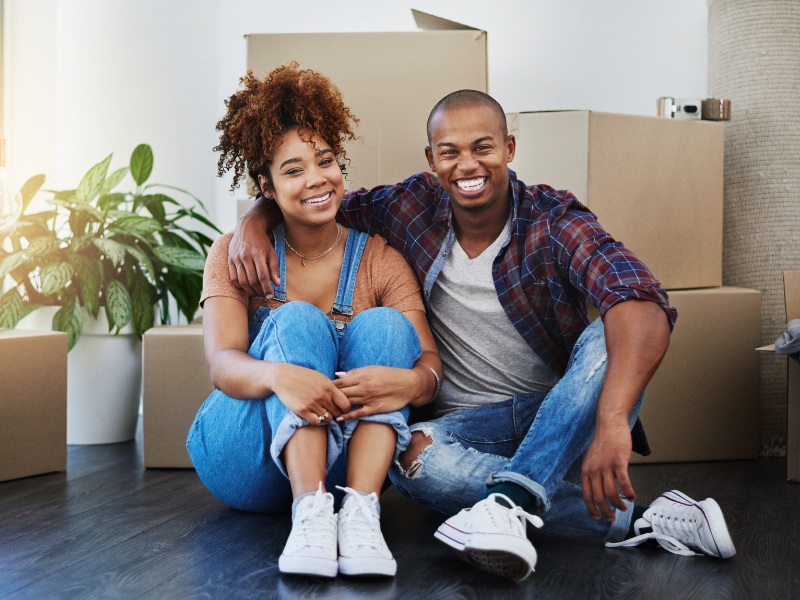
<box><xmin>187</xmin><ymin>301</ymin><xmax>419</xmax><ymax>513</ymax></box>
<box><xmin>388</xmin><ymin>318</ymin><xmax>644</xmax><ymax>543</ymax></box>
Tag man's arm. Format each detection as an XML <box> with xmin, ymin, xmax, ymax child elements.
<box><xmin>580</xmin><ymin>299</ymin><xmax>670</xmax><ymax>521</ymax></box>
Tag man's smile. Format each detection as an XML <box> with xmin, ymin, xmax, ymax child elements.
<box><xmin>453</xmin><ymin>176</ymin><xmax>488</xmax><ymax>197</ymax></box>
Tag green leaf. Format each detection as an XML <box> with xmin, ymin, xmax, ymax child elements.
<box><xmin>111</xmin><ymin>215</ymin><xmax>162</xmax><ymax>236</ymax></box>
<box><xmin>52</xmin><ymin>294</ymin><xmax>82</xmax><ymax>351</ymax></box>
<box><xmin>130</xmin><ymin>144</ymin><xmax>154</xmax><ymax>186</ymax></box>
<box><xmin>25</xmin><ymin>236</ymin><xmax>61</xmax><ymax>257</ymax></box>
<box><xmin>0</xmin><ymin>288</ymin><xmax>23</xmax><ymax>329</ymax></box>
<box><xmin>140</xmin><ymin>195</ymin><xmax>166</xmax><ymax>221</ymax></box>
<box><xmin>20</xmin><ymin>303</ymin><xmax>42</xmax><ymax>320</ymax></box>
<box><xmin>98</xmin><ymin>167</ymin><xmax>129</xmax><ymax>199</ymax></box>
<box><xmin>93</xmin><ymin>238</ymin><xmax>126</xmax><ymax>267</ymax></box>
<box><xmin>72</xmin><ymin>255</ymin><xmax>103</xmax><ymax>319</ymax></box>
<box><xmin>153</xmin><ymin>245</ymin><xmax>205</xmax><ymax>271</ymax></box>
<box><xmin>19</xmin><ymin>174</ymin><xmax>47</xmax><ymax>215</ymax></box>
<box><xmin>105</xmin><ymin>280</ymin><xmax>131</xmax><ymax>329</ymax></box>
<box><xmin>121</xmin><ymin>243</ymin><xmax>155</xmax><ymax>278</ymax></box>
<box><xmin>0</xmin><ymin>252</ymin><xmax>27</xmax><ymax>279</ymax></box>
<box><xmin>106</xmin><ymin>209</ymin><xmax>137</xmax><ymax>219</ymax></box>
<box><xmin>70</xmin><ymin>234</ymin><xmax>95</xmax><ymax>253</ymax></box>
<box><xmin>131</xmin><ymin>280</ymin><xmax>155</xmax><ymax>336</ymax></box>
<box><xmin>75</xmin><ymin>153</ymin><xmax>113</xmax><ymax>202</ymax></box>
<box><xmin>171</xmin><ymin>207</ymin><xmax>222</xmax><ymax>234</ymax></box>
<box><xmin>46</xmin><ymin>197</ymin><xmax>105</xmax><ymax>222</ymax></box>
<box><xmin>97</xmin><ymin>193</ymin><xmax>126</xmax><ymax>212</ymax></box>
<box><xmin>40</xmin><ymin>262</ymin><xmax>75</xmax><ymax>296</ymax></box>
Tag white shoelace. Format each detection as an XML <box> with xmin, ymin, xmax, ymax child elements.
<box><xmin>484</xmin><ymin>494</ymin><xmax>544</xmax><ymax>536</ymax></box>
<box><xmin>605</xmin><ymin>511</ymin><xmax>702</xmax><ymax>556</ymax></box>
<box><xmin>292</xmin><ymin>484</ymin><xmax>336</xmax><ymax>551</ymax></box>
<box><xmin>336</xmin><ymin>486</ymin><xmax>383</xmax><ymax>550</ymax></box>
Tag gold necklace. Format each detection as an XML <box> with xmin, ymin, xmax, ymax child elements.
<box><xmin>284</xmin><ymin>225</ymin><xmax>342</xmax><ymax>266</ymax></box>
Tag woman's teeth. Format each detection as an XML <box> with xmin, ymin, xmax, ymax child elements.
<box><xmin>456</xmin><ymin>177</ymin><xmax>487</xmax><ymax>192</ymax></box>
<box><xmin>302</xmin><ymin>192</ymin><xmax>331</xmax><ymax>204</ymax></box>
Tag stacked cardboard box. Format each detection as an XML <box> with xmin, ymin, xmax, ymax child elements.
<box><xmin>510</xmin><ymin>110</ymin><xmax>761</xmax><ymax>463</ymax></box>
<box><xmin>0</xmin><ymin>330</ymin><xmax>67</xmax><ymax>481</ymax></box>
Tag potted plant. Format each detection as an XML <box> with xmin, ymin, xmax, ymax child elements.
<box><xmin>0</xmin><ymin>144</ymin><xmax>220</xmax><ymax>444</ymax></box>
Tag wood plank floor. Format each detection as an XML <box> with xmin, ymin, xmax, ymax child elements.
<box><xmin>0</xmin><ymin>420</ymin><xmax>797</xmax><ymax>600</ymax></box>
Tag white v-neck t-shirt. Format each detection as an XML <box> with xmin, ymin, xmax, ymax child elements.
<box><xmin>429</xmin><ymin>218</ymin><xmax>561</xmax><ymax>416</ymax></box>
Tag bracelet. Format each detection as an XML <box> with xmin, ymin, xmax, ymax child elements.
<box><xmin>416</xmin><ymin>363</ymin><xmax>442</xmax><ymax>401</ymax></box>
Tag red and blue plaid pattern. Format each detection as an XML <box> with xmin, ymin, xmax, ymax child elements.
<box><xmin>338</xmin><ymin>169</ymin><xmax>677</xmax><ymax>455</ymax></box>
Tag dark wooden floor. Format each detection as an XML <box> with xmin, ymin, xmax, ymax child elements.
<box><xmin>0</xmin><ymin>421</ymin><xmax>798</xmax><ymax>600</ymax></box>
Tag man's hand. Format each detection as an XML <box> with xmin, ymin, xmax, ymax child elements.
<box><xmin>581</xmin><ymin>418</ymin><xmax>635</xmax><ymax>521</ymax></box>
<box><xmin>229</xmin><ymin>203</ymin><xmax>281</xmax><ymax>298</ymax></box>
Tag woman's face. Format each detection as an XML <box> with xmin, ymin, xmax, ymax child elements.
<box><xmin>262</xmin><ymin>129</ymin><xmax>344</xmax><ymax>229</ymax></box>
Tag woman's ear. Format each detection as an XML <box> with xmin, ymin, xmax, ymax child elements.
<box><xmin>257</xmin><ymin>174</ymin><xmax>274</xmax><ymax>199</ymax></box>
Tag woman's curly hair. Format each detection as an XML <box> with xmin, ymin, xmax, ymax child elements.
<box><xmin>215</xmin><ymin>62</ymin><xmax>359</xmax><ymax>194</ymax></box>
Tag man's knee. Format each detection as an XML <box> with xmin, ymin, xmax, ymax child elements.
<box><xmin>397</xmin><ymin>429</ymin><xmax>433</xmax><ymax>475</ymax></box>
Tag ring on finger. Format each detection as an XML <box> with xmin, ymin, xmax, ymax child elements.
<box><xmin>317</xmin><ymin>411</ymin><xmax>330</xmax><ymax>424</ymax></box>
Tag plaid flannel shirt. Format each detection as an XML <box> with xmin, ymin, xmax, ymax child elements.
<box><xmin>337</xmin><ymin>169</ymin><xmax>677</xmax><ymax>455</ymax></box>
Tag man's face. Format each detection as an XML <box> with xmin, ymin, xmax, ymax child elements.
<box><xmin>425</xmin><ymin>105</ymin><xmax>515</xmax><ymax>214</ymax></box>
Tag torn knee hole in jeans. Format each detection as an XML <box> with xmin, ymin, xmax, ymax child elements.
<box><xmin>396</xmin><ymin>426</ymin><xmax>433</xmax><ymax>479</ymax></box>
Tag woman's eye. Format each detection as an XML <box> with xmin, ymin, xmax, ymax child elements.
<box><xmin>285</xmin><ymin>168</ymin><xmax>302</xmax><ymax>175</ymax></box>
<box><xmin>320</xmin><ymin>158</ymin><xmax>334</xmax><ymax>166</ymax></box>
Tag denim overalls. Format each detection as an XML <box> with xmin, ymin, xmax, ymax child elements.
<box><xmin>187</xmin><ymin>225</ymin><xmax>421</xmax><ymax>513</ymax></box>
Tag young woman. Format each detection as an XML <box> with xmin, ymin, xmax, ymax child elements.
<box><xmin>187</xmin><ymin>64</ymin><xmax>442</xmax><ymax>578</ymax></box>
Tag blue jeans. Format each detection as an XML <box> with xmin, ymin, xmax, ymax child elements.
<box><xmin>187</xmin><ymin>301</ymin><xmax>421</xmax><ymax>513</ymax></box>
<box><xmin>388</xmin><ymin>319</ymin><xmax>644</xmax><ymax>543</ymax></box>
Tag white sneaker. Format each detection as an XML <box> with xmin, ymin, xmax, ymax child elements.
<box><xmin>434</xmin><ymin>494</ymin><xmax>543</xmax><ymax>581</ymax></box>
<box><xmin>279</xmin><ymin>485</ymin><xmax>338</xmax><ymax>577</ymax></box>
<box><xmin>336</xmin><ymin>486</ymin><xmax>397</xmax><ymax>576</ymax></box>
<box><xmin>605</xmin><ymin>490</ymin><xmax>736</xmax><ymax>558</ymax></box>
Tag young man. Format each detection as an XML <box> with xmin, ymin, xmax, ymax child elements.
<box><xmin>229</xmin><ymin>91</ymin><xmax>736</xmax><ymax>581</ymax></box>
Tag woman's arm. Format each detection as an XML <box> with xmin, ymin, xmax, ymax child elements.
<box><xmin>203</xmin><ymin>296</ymin><xmax>350</xmax><ymax>422</ymax></box>
<box><xmin>333</xmin><ymin>309</ymin><xmax>442</xmax><ymax>420</ymax></box>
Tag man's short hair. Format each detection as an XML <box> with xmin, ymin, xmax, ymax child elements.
<box><xmin>426</xmin><ymin>90</ymin><xmax>508</xmax><ymax>145</ymax></box>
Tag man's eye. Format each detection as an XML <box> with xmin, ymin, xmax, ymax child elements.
<box><xmin>475</xmin><ymin>145</ymin><xmax>490</xmax><ymax>151</ymax></box>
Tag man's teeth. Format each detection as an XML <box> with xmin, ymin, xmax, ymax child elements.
<box><xmin>303</xmin><ymin>192</ymin><xmax>331</xmax><ymax>204</ymax></box>
<box><xmin>456</xmin><ymin>178</ymin><xmax>486</xmax><ymax>192</ymax></box>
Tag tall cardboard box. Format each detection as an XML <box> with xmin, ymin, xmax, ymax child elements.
<box><xmin>0</xmin><ymin>330</ymin><xmax>67</xmax><ymax>481</ymax></box>
<box><xmin>507</xmin><ymin>111</ymin><xmax>724</xmax><ymax>290</ymax></box>
<box><xmin>246</xmin><ymin>10</ymin><xmax>487</xmax><ymax>191</ymax></box>
<box><xmin>142</xmin><ymin>325</ymin><xmax>213</xmax><ymax>468</ymax></box>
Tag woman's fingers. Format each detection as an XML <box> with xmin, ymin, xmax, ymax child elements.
<box><xmin>336</xmin><ymin>405</ymin><xmax>377</xmax><ymax>421</ymax></box>
<box><xmin>330</xmin><ymin>385</ymin><xmax>351</xmax><ymax>413</ymax></box>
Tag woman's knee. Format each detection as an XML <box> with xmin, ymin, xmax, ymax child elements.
<box><xmin>342</xmin><ymin>308</ymin><xmax>421</xmax><ymax>368</ymax></box>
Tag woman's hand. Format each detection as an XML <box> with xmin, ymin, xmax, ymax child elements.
<box><xmin>270</xmin><ymin>363</ymin><xmax>351</xmax><ymax>425</ymax></box>
<box><xmin>333</xmin><ymin>365</ymin><xmax>430</xmax><ymax>420</ymax></box>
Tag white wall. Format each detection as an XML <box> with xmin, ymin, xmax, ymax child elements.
<box><xmin>5</xmin><ymin>0</ymin><xmax>708</xmax><ymax>234</ymax></box>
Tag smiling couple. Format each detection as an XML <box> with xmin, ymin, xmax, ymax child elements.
<box><xmin>186</xmin><ymin>63</ymin><xmax>735</xmax><ymax>582</ymax></box>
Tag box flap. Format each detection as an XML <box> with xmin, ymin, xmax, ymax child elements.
<box><xmin>784</xmin><ymin>271</ymin><xmax>800</xmax><ymax>321</ymax></box>
<box><xmin>757</xmin><ymin>344</ymin><xmax>776</xmax><ymax>352</ymax></box>
<box><xmin>412</xmin><ymin>9</ymin><xmax>481</xmax><ymax>31</ymax></box>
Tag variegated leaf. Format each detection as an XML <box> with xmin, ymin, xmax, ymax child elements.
<box><xmin>98</xmin><ymin>167</ymin><xmax>129</xmax><ymax>199</ymax></box>
<box><xmin>106</xmin><ymin>210</ymin><xmax>137</xmax><ymax>220</ymax></box>
<box><xmin>46</xmin><ymin>197</ymin><xmax>105</xmax><ymax>222</ymax></box>
<box><xmin>121</xmin><ymin>243</ymin><xmax>155</xmax><ymax>278</ymax></box>
<box><xmin>72</xmin><ymin>255</ymin><xmax>103</xmax><ymax>318</ymax></box>
<box><xmin>153</xmin><ymin>245</ymin><xmax>205</xmax><ymax>271</ymax></box>
<box><xmin>40</xmin><ymin>262</ymin><xmax>75</xmax><ymax>296</ymax></box>
<box><xmin>131</xmin><ymin>281</ymin><xmax>155</xmax><ymax>336</ymax></box>
<box><xmin>105</xmin><ymin>280</ymin><xmax>131</xmax><ymax>329</ymax></box>
<box><xmin>25</xmin><ymin>237</ymin><xmax>61</xmax><ymax>257</ymax></box>
<box><xmin>0</xmin><ymin>288</ymin><xmax>23</xmax><ymax>329</ymax></box>
<box><xmin>76</xmin><ymin>154</ymin><xmax>112</xmax><ymax>202</ymax></box>
<box><xmin>52</xmin><ymin>295</ymin><xmax>83</xmax><ymax>351</ymax></box>
<box><xmin>111</xmin><ymin>216</ymin><xmax>162</xmax><ymax>235</ymax></box>
<box><xmin>93</xmin><ymin>238</ymin><xmax>126</xmax><ymax>267</ymax></box>
<box><xmin>0</xmin><ymin>252</ymin><xmax>26</xmax><ymax>279</ymax></box>
<box><xmin>70</xmin><ymin>234</ymin><xmax>94</xmax><ymax>253</ymax></box>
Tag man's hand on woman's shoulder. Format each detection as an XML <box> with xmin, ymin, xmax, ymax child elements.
<box><xmin>229</xmin><ymin>200</ymin><xmax>281</xmax><ymax>298</ymax></box>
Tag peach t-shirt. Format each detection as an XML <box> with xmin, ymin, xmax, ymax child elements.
<box><xmin>201</xmin><ymin>230</ymin><xmax>425</xmax><ymax>320</ymax></box>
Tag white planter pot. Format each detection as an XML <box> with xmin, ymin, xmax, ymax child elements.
<box><xmin>16</xmin><ymin>306</ymin><xmax>142</xmax><ymax>445</ymax></box>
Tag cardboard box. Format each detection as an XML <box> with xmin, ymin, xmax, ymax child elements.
<box><xmin>246</xmin><ymin>10</ymin><xmax>487</xmax><ymax>191</ymax></box>
<box><xmin>590</xmin><ymin>287</ymin><xmax>761</xmax><ymax>463</ymax></box>
<box><xmin>142</xmin><ymin>325</ymin><xmax>213</xmax><ymax>468</ymax></box>
<box><xmin>757</xmin><ymin>271</ymin><xmax>800</xmax><ymax>481</ymax></box>
<box><xmin>507</xmin><ymin>111</ymin><xmax>724</xmax><ymax>290</ymax></box>
<box><xmin>0</xmin><ymin>329</ymin><xmax>67</xmax><ymax>481</ymax></box>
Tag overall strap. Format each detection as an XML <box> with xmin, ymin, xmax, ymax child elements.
<box><xmin>331</xmin><ymin>230</ymin><xmax>369</xmax><ymax>332</ymax></box>
<box><xmin>270</xmin><ymin>223</ymin><xmax>288</xmax><ymax>304</ymax></box>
